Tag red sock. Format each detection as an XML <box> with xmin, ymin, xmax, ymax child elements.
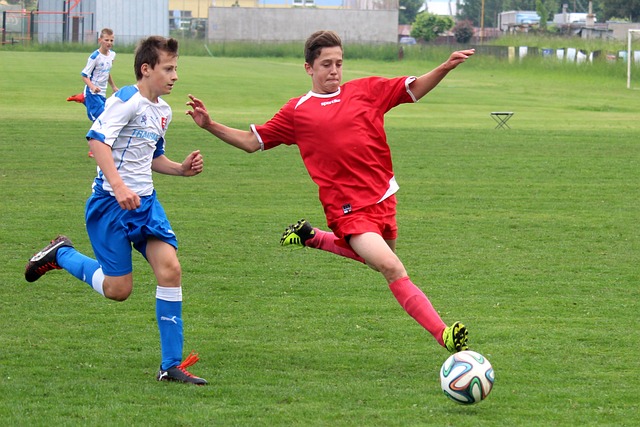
<box><xmin>306</xmin><ymin>229</ymin><xmax>365</xmax><ymax>263</ymax></box>
<box><xmin>389</xmin><ymin>276</ymin><xmax>446</xmax><ymax>346</ymax></box>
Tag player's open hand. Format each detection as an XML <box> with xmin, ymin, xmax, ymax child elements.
<box><xmin>186</xmin><ymin>95</ymin><xmax>211</xmax><ymax>129</ymax></box>
<box><xmin>182</xmin><ymin>150</ymin><xmax>203</xmax><ymax>177</ymax></box>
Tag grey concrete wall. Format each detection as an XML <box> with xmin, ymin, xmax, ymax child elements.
<box><xmin>608</xmin><ymin>22</ymin><xmax>640</xmax><ymax>41</ymax></box>
<box><xmin>207</xmin><ymin>7</ymin><xmax>399</xmax><ymax>43</ymax></box>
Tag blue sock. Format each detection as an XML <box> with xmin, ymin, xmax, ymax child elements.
<box><xmin>156</xmin><ymin>286</ymin><xmax>184</xmax><ymax>370</ymax></box>
<box><xmin>56</xmin><ymin>246</ymin><xmax>103</xmax><ymax>294</ymax></box>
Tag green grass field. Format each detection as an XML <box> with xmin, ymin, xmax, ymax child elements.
<box><xmin>0</xmin><ymin>49</ymin><xmax>639</xmax><ymax>426</ymax></box>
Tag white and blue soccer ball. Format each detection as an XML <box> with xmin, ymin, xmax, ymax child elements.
<box><xmin>440</xmin><ymin>350</ymin><xmax>494</xmax><ymax>405</ymax></box>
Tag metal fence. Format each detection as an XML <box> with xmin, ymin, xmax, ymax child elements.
<box><xmin>2</xmin><ymin>10</ymin><xmax>96</xmax><ymax>45</ymax></box>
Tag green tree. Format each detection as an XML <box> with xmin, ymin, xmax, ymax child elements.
<box><xmin>458</xmin><ymin>0</ymin><xmax>504</xmax><ymax>27</ymax></box>
<box><xmin>458</xmin><ymin>0</ymin><xmax>607</xmax><ymax>28</ymax></box>
<box><xmin>502</xmin><ymin>0</ymin><xmax>535</xmax><ymax>10</ymax></box>
<box><xmin>543</xmin><ymin>0</ymin><xmax>559</xmax><ymax>21</ymax></box>
<box><xmin>603</xmin><ymin>0</ymin><xmax>640</xmax><ymax>21</ymax></box>
<box><xmin>536</xmin><ymin>0</ymin><xmax>548</xmax><ymax>29</ymax></box>
<box><xmin>410</xmin><ymin>12</ymin><xmax>454</xmax><ymax>42</ymax></box>
<box><xmin>399</xmin><ymin>0</ymin><xmax>424</xmax><ymax>25</ymax></box>
<box><xmin>592</xmin><ymin>0</ymin><xmax>607</xmax><ymax>19</ymax></box>
<box><xmin>5</xmin><ymin>0</ymin><xmax>37</xmax><ymax>10</ymax></box>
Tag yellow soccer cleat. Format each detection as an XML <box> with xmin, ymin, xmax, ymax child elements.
<box><xmin>280</xmin><ymin>218</ymin><xmax>315</xmax><ymax>247</ymax></box>
<box><xmin>442</xmin><ymin>321</ymin><xmax>469</xmax><ymax>353</ymax></box>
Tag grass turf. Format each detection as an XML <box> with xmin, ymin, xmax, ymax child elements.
<box><xmin>0</xmin><ymin>50</ymin><xmax>639</xmax><ymax>426</ymax></box>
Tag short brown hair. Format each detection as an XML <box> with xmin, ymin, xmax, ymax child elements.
<box><xmin>134</xmin><ymin>36</ymin><xmax>179</xmax><ymax>81</ymax></box>
<box><xmin>304</xmin><ymin>30</ymin><xmax>342</xmax><ymax>66</ymax></box>
<box><xmin>99</xmin><ymin>28</ymin><xmax>113</xmax><ymax>38</ymax></box>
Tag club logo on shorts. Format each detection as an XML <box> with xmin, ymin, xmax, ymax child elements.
<box><xmin>342</xmin><ymin>203</ymin><xmax>352</xmax><ymax>214</ymax></box>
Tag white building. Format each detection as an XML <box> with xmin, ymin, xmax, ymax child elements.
<box><xmin>424</xmin><ymin>0</ymin><xmax>456</xmax><ymax>16</ymax></box>
<box><xmin>553</xmin><ymin>13</ymin><xmax>593</xmax><ymax>25</ymax></box>
<box><xmin>36</xmin><ymin>0</ymin><xmax>169</xmax><ymax>45</ymax></box>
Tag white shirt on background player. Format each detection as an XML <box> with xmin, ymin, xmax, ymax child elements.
<box><xmin>81</xmin><ymin>49</ymin><xmax>116</xmax><ymax>97</ymax></box>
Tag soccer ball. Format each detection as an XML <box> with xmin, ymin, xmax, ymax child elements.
<box><xmin>440</xmin><ymin>350</ymin><xmax>494</xmax><ymax>405</ymax></box>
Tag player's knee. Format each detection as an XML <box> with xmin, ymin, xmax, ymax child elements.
<box><xmin>377</xmin><ymin>258</ymin><xmax>406</xmax><ymax>282</ymax></box>
<box><xmin>105</xmin><ymin>286</ymin><xmax>132</xmax><ymax>301</ymax></box>
<box><xmin>103</xmin><ymin>278</ymin><xmax>133</xmax><ymax>301</ymax></box>
<box><xmin>155</xmin><ymin>261</ymin><xmax>182</xmax><ymax>286</ymax></box>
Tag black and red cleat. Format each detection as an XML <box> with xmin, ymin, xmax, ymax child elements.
<box><xmin>157</xmin><ymin>351</ymin><xmax>208</xmax><ymax>385</ymax></box>
<box><xmin>25</xmin><ymin>235</ymin><xmax>73</xmax><ymax>282</ymax></box>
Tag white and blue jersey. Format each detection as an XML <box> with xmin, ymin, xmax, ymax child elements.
<box><xmin>85</xmin><ymin>85</ymin><xmax>176</xmax><ymax>275</ymax></box>
<box><xmin>87</xmin><ymin>85</ymin><xmax>171</xmax><ymax>197</ymax></box>
<box><xmin>81</xmin><ymin>49</ymin><xmax>116</xmax><ymax>97</ymax></box>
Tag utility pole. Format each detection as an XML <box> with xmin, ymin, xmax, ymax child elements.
<box><xmin>480</xmin><ymin>0</ymin><xmax>485</xmax><ymax>44</ymax></box>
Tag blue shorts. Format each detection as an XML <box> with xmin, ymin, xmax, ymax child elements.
<box><xmin>84</xmin><ymin>89</ymin><xmax>106</xmax><ymax>122</ymax></box>
<box><xmin>85</xmin><ymin>189</ymin><xmax>178</xmax><ymax>276</ymax></box>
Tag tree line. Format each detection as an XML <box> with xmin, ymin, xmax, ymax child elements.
<box><xmin>401</xmin><ymin>0</ymin><xmax>640</xmax><ymax>29</ymax></box>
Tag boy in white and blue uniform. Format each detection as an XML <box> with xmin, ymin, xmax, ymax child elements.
<box><xmin>81</xmin><ymin>28</ymin><xmax>118</xmax><ymax>122</ymax></box>
<box><xmin>25</xmin><ymin>36</ymin><xmax>207</xmax><ymax>385</ymax></box>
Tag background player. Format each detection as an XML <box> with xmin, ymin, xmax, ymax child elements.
<box><xmin>67</xmin><ymin>28</ymin><xmax>119</xmax><ymax>157</ymax></box>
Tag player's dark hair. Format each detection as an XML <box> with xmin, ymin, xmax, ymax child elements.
<box><xmin>134</xmin><ymin>36</ymin><xmax>179</xmax><ymax>80</ymax></box>
<box><xmin>304</xmin><ymin>30</ymin><xmax>342</xmax><ymax>66</ymax></box>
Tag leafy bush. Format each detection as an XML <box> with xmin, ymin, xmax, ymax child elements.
<box><xmin>411</xmin><ymin>12</ymin><xmax>454</xmax><ymax>42</ymax></box>
<box><xmin>453</xmin><ymin>20</ymin><xmax>475</xmax><ymax>44</ymax></box>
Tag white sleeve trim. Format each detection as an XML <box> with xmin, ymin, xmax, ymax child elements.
<box><xmin>250</xmin><ymin>124</ymin><xmax>265</xmax><ymax>151</ymax></box>
<box><xmin>405</xmin><ymin>76</ymin><xmax>418</xmax><ymax>103</ymax></box>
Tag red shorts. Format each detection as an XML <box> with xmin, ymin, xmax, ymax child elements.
<box><xmin>328</xmin><ymin>195</ymin><xmax>398</xmax><ymax>247</ymax></box>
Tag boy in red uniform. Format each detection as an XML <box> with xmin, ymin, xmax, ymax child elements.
<box><xmin>187</xmin><ymin>30</ymin><xmax>474</xmax><ymax>353</ymax></box>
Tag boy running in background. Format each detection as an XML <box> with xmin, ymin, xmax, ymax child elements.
<box><xmin>186</xmin><ymin>30</ymin><xmax>474</xmax><ymax>354</ymax></box>
<box><xmin>27</xmin><ymin>36</ymin><xmax>207</xmax><ymax>385</ymax></box>
<box><xmin>67</xmin><ymin>28</ymin><xmax>119</xmax><ymax>157</ymax></box>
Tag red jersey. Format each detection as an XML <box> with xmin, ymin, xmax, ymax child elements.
<box><xmin>253</xmin><ymin>76</ymin><xmax>417</xmax><ymax>222</ymax></box>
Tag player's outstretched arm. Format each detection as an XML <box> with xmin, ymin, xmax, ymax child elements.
<box><xmin>186</xmin><ymin>94</ymin><xmax>261</xmax><ymax>153</ymax></box>
<box><xmin>410</xmin><ymin>49</ymin><xmax>475</xmax><ymax>101</ymax></box>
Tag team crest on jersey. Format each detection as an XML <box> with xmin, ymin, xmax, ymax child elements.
<box><xmin>161</xmin><ymin>117</ymin><xmax>167</xmax><ymax>130</ymax></box>
<box><xmin>140</xmin><ymin>114</ymin><xmax>147</xmax><ymax>125</ymax></box>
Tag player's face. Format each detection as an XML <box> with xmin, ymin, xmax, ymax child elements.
<box><xmin>98</xmin><ymin>34</ymin><xmax>114</xmax><ymax>53</ymax></box>
<box><xmin>305</xmin><ymin>46</ymin><xmax>343</xmax><ymax>94</ymax></box>
<box><xmin>144</xmin><ymin>51</ymin><xmax>178</xmax><ymax>100</ymax></box>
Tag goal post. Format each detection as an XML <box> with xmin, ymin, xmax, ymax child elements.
<box><xmin>627</xmin><ymin>29</ymin><xmax>640</xmax><ymax>89</ymax></box>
